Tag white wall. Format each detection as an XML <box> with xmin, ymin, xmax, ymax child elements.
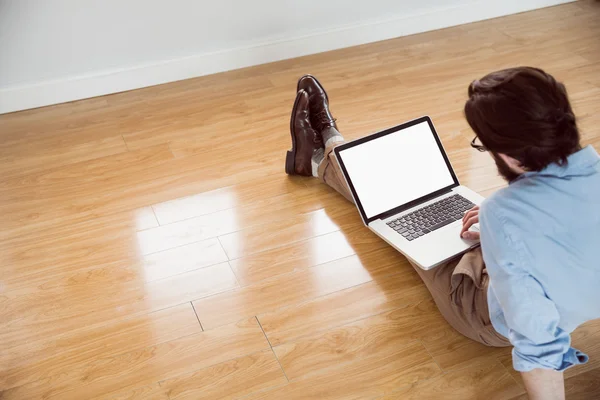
<box><xmin>0</xmin><ymin>0</ymin><xmax>574</xmax><ymax>114</ymax></box>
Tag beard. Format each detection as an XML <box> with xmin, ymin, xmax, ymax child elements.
<box><xmin>492</xmin><ymin>153</ymin><xmax>521</xmax><ymax>183</ymax></box>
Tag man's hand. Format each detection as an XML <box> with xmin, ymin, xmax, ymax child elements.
<box><xmin>460</xmin><ymin>205</ymin><xmax>480</xmax><ymax>240</ymax></box>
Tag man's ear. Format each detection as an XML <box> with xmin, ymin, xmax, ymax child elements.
<box><xmin>498</xmin><ymin>153</ymin><xmax>527</xmax><ymax>173</ymax></box>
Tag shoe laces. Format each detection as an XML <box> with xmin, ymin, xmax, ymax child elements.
<box><xmin>315</xmin><ymin>109</ymin><xmax>336</xmax><ymax>126</ymax></box>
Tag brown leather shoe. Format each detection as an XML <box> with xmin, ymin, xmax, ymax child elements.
<box><xmin>285</xmin><ymin>90</ymin><xmax>320</xmax><ymax>176</ymax></box>
<box><xmin>297</xmin><ymin>75</ymin><xmax>338</xmax><ymax>134</ymax></box>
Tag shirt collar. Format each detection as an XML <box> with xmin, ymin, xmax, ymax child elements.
<box><xmin>517</xmin><ymin>145</ymin><xmax>599</xmax><ymax>181</ymax></box>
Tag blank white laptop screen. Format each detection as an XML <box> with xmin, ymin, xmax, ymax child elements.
<box><xmin>338</xmin><ymin>121</ymin><xmax>455</xmax><ymax>219</ymax></box>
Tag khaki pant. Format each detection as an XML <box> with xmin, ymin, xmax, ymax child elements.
<box><xmin>318</xmin><ymin>140</ymin><xmax>510</xmax><ymax>347</ymax></box>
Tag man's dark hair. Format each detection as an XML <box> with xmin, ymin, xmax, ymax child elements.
<box><xmin>464</xmin><ymin>66</ymin><xmax>581</xmax><ymax>171</ymax></box>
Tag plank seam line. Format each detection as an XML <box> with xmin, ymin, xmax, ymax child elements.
<box><xmin>256</xmin><ymin>316</ymin><xmax>290</xmax><ymax>382</ymax></box>
<box><xmin>191</xmin><ymin>301</ymin><xmax>204</xmax><ymax>331</ymax></box>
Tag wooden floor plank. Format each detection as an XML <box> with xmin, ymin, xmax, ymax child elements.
<box><xmin>420</xmin><ymin>322</ymin><xmax>511</xmax><ymax>373</ymax></box>
<box><xmin>258</xmin><ymin>260</ymin><xmax>428</xmax><ymax>346</ymax></box>
<box><xmin>0</xmin><ymin>318</ymin><xmax>269</xmax><ymax>400</ymax></box>
<box><xmin>1</xmin><ymin>211</ymin><xmax>139</xmax><ymax>291</ymax></box>
<box><xmin>3</xmin><ymin>236</ymin><xmax>229</xmax><ymax>301</ymax></box>
<box><xmin>159</xmin><ymin>349</ymin><xmax>287</xmax><ymax>400</ymax></box>
<box><xmin>120</xmin><ymin>76</ymin><xmax>275</xmax><ymax>151</ymax></box>
<box><xmin>135</xmin><ymin>209</ymin><xmax>240</xmax><ymax>255</ymax></box>
<box><xmin>563</xmin><ymin>366</ymin><xmax>600</xmax><ymax>400</ymax></box>
<box><xmin>0</xmin><ymin>303</ymin><xmax>201</xmax><ymax>391</ymax></box>
<box><xmin>0</xmin><ymin>134</ymin><xmax>128</xmax><ymax>180</ymax></box>
<box><xmin>272</xmin><ymin>301</ymin><xmax>447</xmax><ymax>381</ymax></box>
<box><xmin>229</xmin><ymin>230</ymin><xmax>358</xmax><ymax>286</ymax></box>
<box><xmin>382</xmin><ymin>360</ymin><xmax>525</xmax><ymax>400</ymax></box>
<box><xmin>0</xmin><ymin>144</ymin><xmax>175</xmax><ymax>240</ymax></box>
<box><xmin>217</xmin><ymin>207</ymin><xmax>347</xmax><ymax>259</ymax></box>
<box><xmin>150</xmin><ymin>173</ymin><xmax>308</xmax><ymax>225</ymax></box>
<box><xmin>246</xmin><ymin>341</ymin><xmax>441</xmax><ymax>400</ymax></box>
<box><xmin>106</xmin><ymin>384</ymin><xmax>170</xmax><ymax>400</ymax></box>
<box><xmin>140</xmin><ymin>237</ymin><xmax>229</xmax><ymax>282</ymax></box>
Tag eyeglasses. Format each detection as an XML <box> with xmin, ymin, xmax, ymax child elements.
<box><xmin>470</xmin><ymin>136</ymin><xmax>487</xmax><ymax>152</ymax></box>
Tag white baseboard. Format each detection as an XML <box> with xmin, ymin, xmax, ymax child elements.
<box><xmin>0</xmin><ymin>0</ymin><xmax>575</xmax><ymax>114</ymax></box>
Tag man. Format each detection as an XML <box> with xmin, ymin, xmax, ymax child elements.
<box><xmin>285</xmin><ymin>68</ymin><xmax>600</xmax><ymax>400</ymax></box>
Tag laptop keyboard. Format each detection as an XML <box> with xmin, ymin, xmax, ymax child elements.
<box><xmin>386</xmin><ymin>194</ymin><xmax>475</xmax><ymax>242</ymax></box>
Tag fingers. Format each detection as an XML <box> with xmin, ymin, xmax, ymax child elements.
<box><xmin>460</xmin><ymin>206</ymin><xmax>480</xmax><ymax>240</ymax></box>
<box><xmin>461</xmin><ymin>215</ymin><xmax>479</xmax><ymax>233</ymax></box>
<box><xmin>460</xmin><ymin>214</ymin><xmax>480</xmax><ymax>240</ymax></box>
<box><xmin>462</xmin><ymin>205</ymin><xmax>479</xmax><ymax>223</ymax></box>
<box><xmin>462</xmin><ymin>231</ymin><xmax>480</xmax><ymax>240</ymax></box>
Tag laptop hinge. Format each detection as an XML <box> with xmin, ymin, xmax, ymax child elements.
<box><xmin>376</xmin><ymin>187</ymin><xmax>454</xmax><ymax>221</ymax></box>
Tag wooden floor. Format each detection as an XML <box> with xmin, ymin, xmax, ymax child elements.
<box><xmin>1</xmin><ymin>2</ymin><xmax>600</xmax><ymax>399</ymax></box>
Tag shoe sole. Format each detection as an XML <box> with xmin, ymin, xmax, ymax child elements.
<box><xmin>296</xmin><ymin>75</ymin><xmax>329</xmax><ymax>103</ymax></box>
<box><xmin>285</xmin><ymin>90</ymin><xmax>305</xmax><ymax>175</ymax></box>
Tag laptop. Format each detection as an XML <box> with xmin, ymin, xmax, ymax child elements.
<box><xmin>334</xmin><ymin>116</ymin><xmax>483</xmax><ymax>270</ymax></box>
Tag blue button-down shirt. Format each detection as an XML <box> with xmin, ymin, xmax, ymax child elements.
<box><xmin>480</xmin><ymin>145</ymin><xmax>600</xmax><ymax>372</ymax></box>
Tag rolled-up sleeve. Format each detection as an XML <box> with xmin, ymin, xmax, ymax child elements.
<box><xmin>480</xmin><ymin>203</ymin><xmax>589</xmax><ymax>372</ymax></box>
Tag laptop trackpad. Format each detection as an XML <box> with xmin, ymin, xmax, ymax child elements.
<box><xmin>412</xmin><ymin>221</ymin><xmax>479</xmax><ymax>268</ymax></box>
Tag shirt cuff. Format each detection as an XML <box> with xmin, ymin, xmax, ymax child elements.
<box><xmin>513</xmin><ymin>347</ymin><xmax>589</xmax><ymax>372</ymax></box>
